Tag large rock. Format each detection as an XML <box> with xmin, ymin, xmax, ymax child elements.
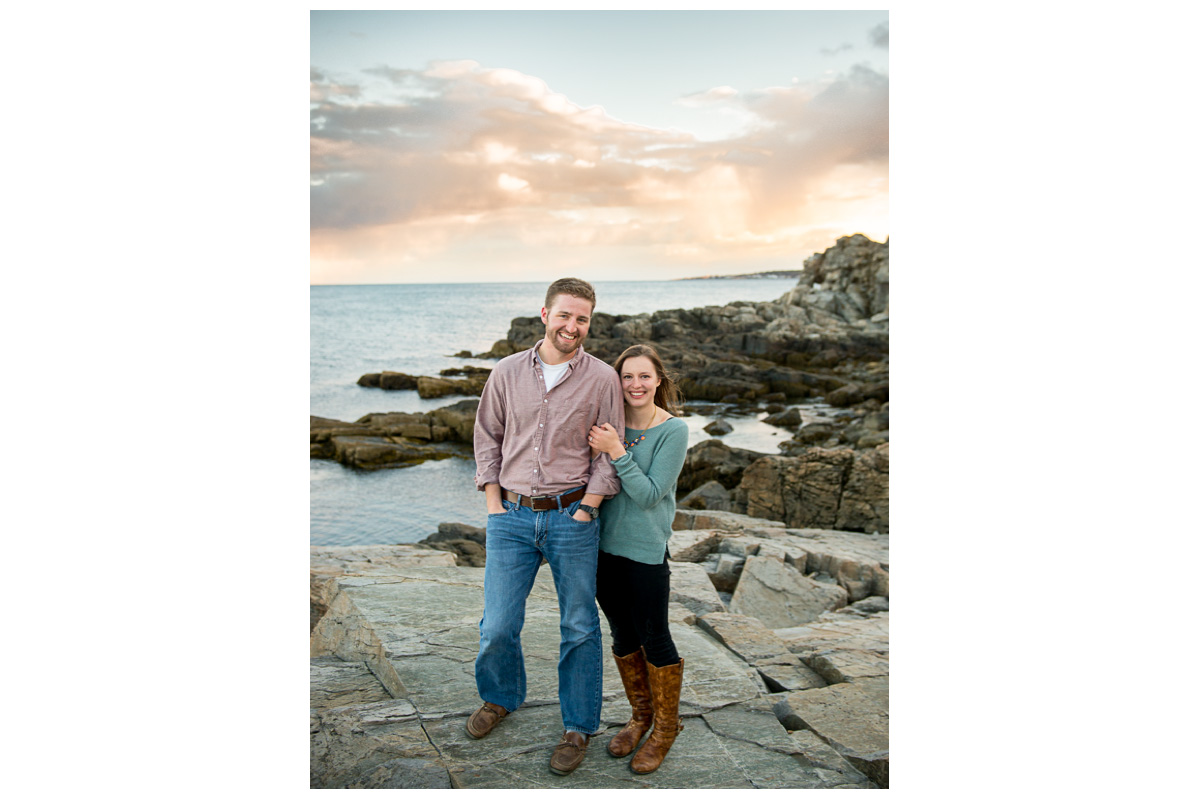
<box><xmin>695</xmin><ymin>611</ymin><xmax>793</xmax><ymax>665</ymax></box>
<box><xmin>311</xmin><ymin>656</ymin><xmax>393</xmax><ymax>711</ymax></box>
<box><xmin>428</xmin><ymin>399</ymin><xmax>479</xmax><ymax>443</ymax></box>
<box><xmin>666</xmin><ymin>528</ymin><xmax>722</xmax><ymax>562</ymax></box>
<box><xmin>729</xmin><ymin>556</ymin><xmax>849</xmax><ymax>627</ymax></box>
<box><xmin>779</xmin><ymin>528</ymin><xmax>889</xmax><ymax>602</ymax></box>
<box><xmin>773</xmin><ymin>677</ymin><xmax>889</xmax><ymax>788</ymax></box>
<box><xmin>674</xmin><ymin>508</ymin><xmax>785</xmax><ymax>534</ymax></box>
<box><xmin>310</xmin><ymin>545</ymin><xmax>457</xmax><ymax>630</ymax></box>
<box><xmin>780</xmin><ymin>234</ymin><xmax>889</xmax><ymax>324</ymax></box>
<box><xmin>329</xmin><ymin>436</ymin><xmax>467</xmax><ymax>470</ymax></box>
<box><xmin>678</xmin><ymin>439</ymin><xmax>767</xmax><ymax>495</ymax></box>
<box><xmin>311</xmin><ymin>401</ymin><xmax>479</xmax><ymax>468</ymax></box>
<box><xmin>670</xmin><ymin>510</ymin><xmax>888</xmax><ymax>602</ymax></box>
<box><xmin>738</xmin><ymin>449</ymin><xmax>854</xmax><ymax>530</ymax></box>
<box><xmin>702</xmin><ymin>552</ymin><xmax>747</xmax><ymax>593</ymax></box>
<box><xmin>677</xmin><ymin>480</ymin><xmax>733</xmax><ymax>512</ymax></box>
<box><xmin>737</xmin><ymin>446</ymin><xmax>889</xmax><ymax>534</ymax></box>
<box><xmin>836</xmin><ymin>443</ymin><xmax>888</xmax><ymax>534</ymax></box>
<box><xmin>668</xmin><ymin>561</ymin><xmax>728</xmax><ymax>617</ymax></box>
<box><xmin>310</xmin><ymin>697</ymin><xmax>452</xmax><ymax>788</ymax></box>
<box><xmin>775</xmin><ymin>611</ymin><xmax>890</xmax><ymax>661</ymax></box>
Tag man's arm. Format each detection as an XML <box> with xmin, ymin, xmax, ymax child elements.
<box><xmin>582</xmin><ymin>368</ymin><xmax>626</xmax><ymax>500</ymax></box>
<box><xmin>484</xmin><ymin>482</ymin><xmax>504</xmax><ymax>515</ymax></box>
<box><xmin>474</xmin><ymin>371</ymin><xmax>507</xmax><ymax>506</ymax></box>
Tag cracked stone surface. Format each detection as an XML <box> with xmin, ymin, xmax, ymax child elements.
<box><xmin>774</xmin><ymin>677</ymin><xmax>889</xmax><ymax>788</ymax></box>
<box><xmin>695</xmin><ymin>611</ymin><xmax>794</xmax><ymax>665</ymax></box>
<box><xmin>730</xmin><ymin>555</ymin><xmax>850</xmax><ymax>626</ymax></box>
<box><xmin>311</xmin><ymin>545</ymin><xmax>457</xmax><ymax>629</ymax></box>
<box><xmin>775</xmin><ymin>611</ymin><xmax>890</xmax><ymax>659</ymax></box>
<box><xmin>667</xmin><ymin>560</ymin><xmax>727</xmax><ymax>617</ymax></box>
<box><xmin>310</xmin><ymin>656</ymin><xmax>393</xmax><ymax>710</ymax></box>
<box><xmin>668</xmin><ymin>511</ymin><xmax>888</xmax><ymax>605</ymax></box>
<box><xmin>310</xmin><ymin>565</ymin><xmax>884</xmax><ymax>788</ymax></box>
<box><xmin>310</xmin><ymin>698</ymin><xmax>451</xmax><ymax>789</ymax></box>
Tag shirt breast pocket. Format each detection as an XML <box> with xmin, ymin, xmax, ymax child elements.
<box><xmin>561</xmin><ymin>406</ymin><xmax>590</xmax><ymax>445</ymax></box>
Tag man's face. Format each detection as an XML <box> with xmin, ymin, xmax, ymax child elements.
<box><xmin>540</xmin><ymin>293</ymin><xmax>593</xmax><ymax>358</ymax></box>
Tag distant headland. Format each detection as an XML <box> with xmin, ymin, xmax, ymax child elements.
<box><xmin>675</xmin><ymin>269</ymin><xmax>803</xmax><ymax>281</ymax></box>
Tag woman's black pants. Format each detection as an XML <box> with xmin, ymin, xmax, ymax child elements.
<box><xmin>595</xmin><ymin>549</ymin><xmax>680</xmax><ymax>668</ymax></box>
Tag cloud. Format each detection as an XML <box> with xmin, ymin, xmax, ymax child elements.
<box><xmin>675</xmin><ymin>86</ymin><xmax>739</xmax><ymax>108</ymax></box>
<box><xmin>869</xmin><ymin>21</ymin><xmax>889</xmax><ymax>49</ymax></box>
<box><xmin>820</xmin><ymin>43</ymin><xmax>854</xmax><ymax>56</ymax></box>
<box><xmin>310</xmin><ymin>60</ymin><xmax>888</xmax><ymax>278</ymax></box>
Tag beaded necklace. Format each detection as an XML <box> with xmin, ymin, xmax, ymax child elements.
<box><xmin>622</xmin><ymin>407</ymin><xmax>660</xmax><ymax>448</ymax></box>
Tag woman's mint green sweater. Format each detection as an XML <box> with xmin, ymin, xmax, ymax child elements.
<box><xmin>599</xmin><ymin>416</ymin><xmax>690</xmax><ymax>565</ymax></box>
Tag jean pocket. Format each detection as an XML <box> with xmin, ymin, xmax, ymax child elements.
<box><xmin>564</xmin><ymin>500</ymin><xmax>596</xmax><ymax>527</ymax></box>
<box><xmin>489</xmin><ymin>498</ymin><xmax>516</xmax><ymax>517</ymax></box>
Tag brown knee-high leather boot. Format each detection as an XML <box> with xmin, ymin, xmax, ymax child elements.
<box><xmin>607</xmin><ymin>649</ymin><xmax>653</xmax><ymax>757</ymax></box>
<box><xmin>630</xmin><ymin>658</ymin><xmax>684</xmax><ymax>774</ymax></box>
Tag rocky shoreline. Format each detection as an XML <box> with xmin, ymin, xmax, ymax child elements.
<box><xmin>310</xmin><ymin>234</ymin><xmax>890</xmax><ymax>788</ymax></box>
<box><xmin>312</xmin><ymin>234</ymin><xmax>889</xmax><ymax>532</ymax></box>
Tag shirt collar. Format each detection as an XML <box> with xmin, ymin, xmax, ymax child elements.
<box><xmin>530</xmin><ymin>338</ymin><xmax>584</xmax><ymax>369</ymax></box>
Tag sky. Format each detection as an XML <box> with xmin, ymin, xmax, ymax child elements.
<box><xmin>311</xmin><ymin>10</ymin><xmax>889</xmax><ymax>285</ymax></box>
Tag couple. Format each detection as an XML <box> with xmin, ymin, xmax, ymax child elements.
<box><xmin>468</xmin><ymin>277</ymin><xmax>690</xmax><ymax>776</ymax></box>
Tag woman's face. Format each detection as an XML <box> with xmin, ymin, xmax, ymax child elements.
<box><xmin>620</xmin><ymin>356</ymin><xmax>661</xmax><ymax>411</ymax></box>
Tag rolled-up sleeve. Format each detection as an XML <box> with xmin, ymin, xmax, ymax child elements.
<box><xmin>473</xmin><ymin>371</ymin><xmax>506</xmax><ymax>491</ymax></box>
<box><xmin>585</xmin><ymin>369</ymin><xmax>625</xmax><ymax>497</ymax></box>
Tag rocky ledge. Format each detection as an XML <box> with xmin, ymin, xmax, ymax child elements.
<box><xmin>310</xmin><ymin>508</ymin><xmax>889</xmax><ymax>789</ymax></box>
<box><xmin>310</xmin><ymin>399</ymin><xmax>478</xmax><ymax>470</ymax></box>
<box><xmin>353</xmin><ymin>234</ymin><xmax>888</xmax><ymax>416</ymax></box>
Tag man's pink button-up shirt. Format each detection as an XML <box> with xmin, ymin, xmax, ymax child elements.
<box><xmin>474</xmin><ymin>340</ymin><xmax>625</xmax><ymax>498</ymax></box>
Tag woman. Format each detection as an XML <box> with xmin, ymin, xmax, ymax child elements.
<box><xmin>586</xmin><ymin>344</ymin><xmax>689</xmax><ymax>774</ymax></box>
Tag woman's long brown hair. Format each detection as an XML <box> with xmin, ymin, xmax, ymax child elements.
<box><xmin>612</xmin><ymin>344</ymin><xmax>683</xmax><ymax>417</ymax></box>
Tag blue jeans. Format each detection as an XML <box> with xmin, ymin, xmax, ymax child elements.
<box><xmin>475</xmin><ymin>496</ymin><xmax>602</xmax><ymax>735</ymax></box>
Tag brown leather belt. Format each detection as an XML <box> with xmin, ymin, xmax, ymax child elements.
<box><xmin>502</xmin><ymin>485</ymin><xmax>587</xmax><ymax>511</ymax></box>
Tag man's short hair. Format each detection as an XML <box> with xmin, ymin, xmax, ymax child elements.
<box><xmin>545</xmin><ymin>278</ymin><xmax>596</xmax><ymax>313</ymax></box>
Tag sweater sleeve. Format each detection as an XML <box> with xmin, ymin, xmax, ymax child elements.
<box><xmin>610</xmin><ymin>420</ymin><xmax>689</xmax><ymax>510</ymax></box>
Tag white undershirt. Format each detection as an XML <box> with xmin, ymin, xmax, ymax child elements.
<box><xmin>537</xmin><ymin>353</ymin><xmax>570</xmax><ymax>391</ymax></box>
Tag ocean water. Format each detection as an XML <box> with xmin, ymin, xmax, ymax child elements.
<box><xmin>310</xmin><ymin>278</ymin><xmax>811</xmax><ymax>546</ymax></box>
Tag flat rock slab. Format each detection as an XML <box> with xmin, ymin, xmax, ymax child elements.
<box><xmin>775</xmin><ymin>611</ymin><xmax>890</xmax><ymax>659</ymax></box>
<box><xmin>696</xmin><ymin>611</ymin><xmax>793</xmax><ymax>665</ymax></box>
<box><xmin>782</xmin><ymin>528</ymin><xmax>889</xmax><ymax>567</ymax></box>
<box><xmin>310</xmin><ymin>698</ymin><xmax>451</xmax><ymax>789</ymax></box>
<box><xmin>782</xmin><ymin>528</ymin><xmax>889</xmax><ymax>600</ymax></box>
<box><xmin>311</xmin><ymin>565</ymin><xmax>875</xmax><ymax>788</ymax></box>
<box><xmin>774</xmin><ymin>676</ymin><xmax>889</xmax><ymax>788</ymax></box>
<box><xmin>730</xmin><ymin>555</ymin><xmax>849</xmax><ymax>627</ymax></box>
<box><xmin>675</xmin><ymin>509</ymin><xmax>786</xmax><ymax>533</ymax></box>
<box><xmin>667</xmin><ymin>528</ymin><xmax>722</xmax><ymax>562</ymax></box>
<box><xmin>703</xmin><ymin>697</ymin><xmax>874</xmax><ymax>788</ymax></box>
<box><xmin>668</xmin><ymin>560</ymin><xmax>727</xmax><ymax>616</ymax></box>
<box><xmin>311</xmin><ymin>656</ymin><xmax>393</xmax><ymax>710</ymax></box>
<box><xmin>310</xmin><ymin>545</ymin><xmax>457</xmax><ymax>629</ymax></box>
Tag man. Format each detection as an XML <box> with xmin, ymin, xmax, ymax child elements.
<box><xmin>468</xmin><ymin>277</ymin><xmax>625</xmax><ymax>776</ymax></box>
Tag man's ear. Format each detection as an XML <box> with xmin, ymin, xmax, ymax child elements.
<box><xmin>540</xmin><ymin>307</ymin><xmax>548</xmax><ymax>324</ymax></box>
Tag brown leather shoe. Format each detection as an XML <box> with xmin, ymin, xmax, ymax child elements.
<box><xmin>630</xmin><ymin>658</ymin><xmax>684</xmax><ymax>774</ymax></box>
<box><xmin>607</xmin><ymin>649</ymin><xmax>653</xmax><ymax>758</ymax></box>
<box><xmin>549</xmin><ymin>730</ymin><xmax>590</xmax><ymax>775</ymax></box>
<box><xmin>465</xmin><ymin>702</ymin><xmax>508</xmax><ymax>739</ymax></box>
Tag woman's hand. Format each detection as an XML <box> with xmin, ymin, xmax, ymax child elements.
<box><xmin>588</xmin><ymin>423</ymin><xmax>625</xmax><ymax>460</ymax></box>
